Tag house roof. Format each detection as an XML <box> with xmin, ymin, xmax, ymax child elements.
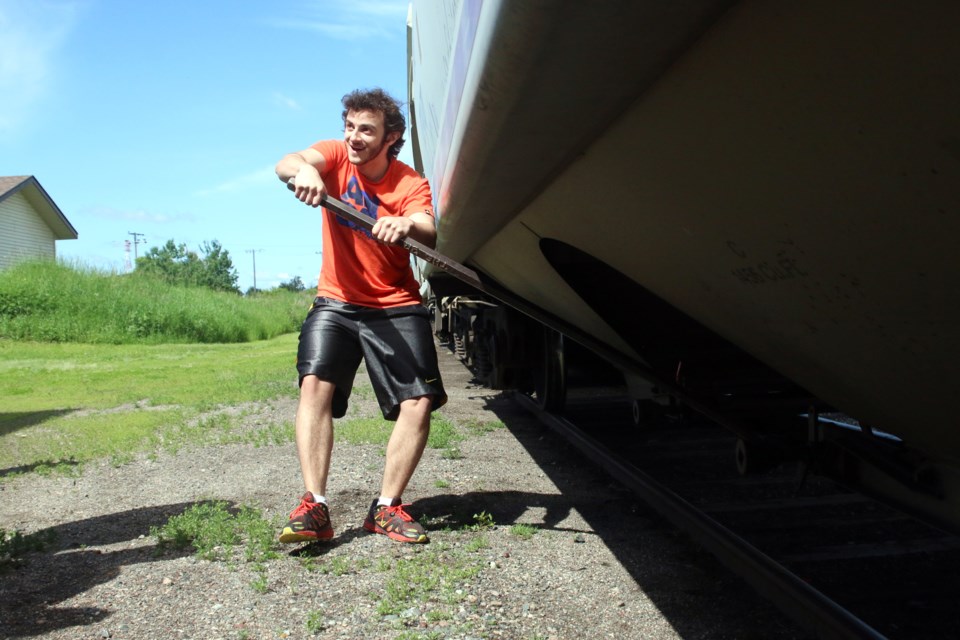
<box><xmin>0</xmin><ymin>175</ymin><xmax>78</xmax><ymax>240</ymax></box>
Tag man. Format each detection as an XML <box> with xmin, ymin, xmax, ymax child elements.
<box><xmin>275</xmin><ymin>88</ymin><xmax>446</xmax><ymax>544</ymax></box>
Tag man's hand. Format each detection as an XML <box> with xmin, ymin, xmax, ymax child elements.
<box><xmin>277</xmin><ymin>148</ymin><xmax>327</xmax><ymax>207</ymax></box>
<box><xmin>371</xmin><ymin>215</ymin><xmax>414</xmax><ymax>245</ymax></box>
<box><xmin>292</xmin><ymin>169</ymin><xmax>326</xmax><ymax>208</ymax></box>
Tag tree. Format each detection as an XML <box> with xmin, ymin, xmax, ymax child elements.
<box><xmin>278</xmin><ymin>276</ymin><xmax>306</xmax><ymax>292</ymax></box>
<box><xmin>136</xmin><ymin>239</ymin><xmax>240</xmax><ymax>293</ymax></box>
<box><xmin>197</xmin><ymin>240</ymin><xmax>239</xmax><ymax>293</ymax></box>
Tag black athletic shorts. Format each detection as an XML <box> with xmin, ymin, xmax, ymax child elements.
<box><xmin>296</xmin><ymin>297</ymin><xmax>447</xmax><ymax>421</ymax></box>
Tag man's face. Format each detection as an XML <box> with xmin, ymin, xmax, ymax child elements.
<box><xmin>343</xmin><ymin>109</ymin><xmax>398</xmax><ymax>167</ymax></box>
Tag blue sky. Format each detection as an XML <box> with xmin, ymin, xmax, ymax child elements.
<box><xmin>0</xmin><ymin>0</ymin><xmax>414</xmax><ymax>292</ymax></box>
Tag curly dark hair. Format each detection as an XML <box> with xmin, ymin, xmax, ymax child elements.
<box><xmin>341</xmin><ymin>88</ymin><xmax>406</xmax><ymax>160</ymax></box>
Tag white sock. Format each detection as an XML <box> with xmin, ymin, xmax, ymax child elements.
<box><xmin>311</xmin><ymin>493</ymin><xmax>327</xmax><ymax>505</ymax></box>
<box><xmin>378</xmin><ymin>496</ymin><xmax>397</xmax><ymax>507</ymax></box>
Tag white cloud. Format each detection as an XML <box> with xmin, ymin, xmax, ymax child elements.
<box><xmin>195</xmin><ymin>166</ymin><xmax>276</xmax><ymax>196</ymax></box>
<box><xmin>273</xmin><ymin>92</ymin><xmax>302</xmax><ymax>111</ymax></box>
<box><xmin>0</xmin><ymin>0</ymin><xmax>82</xmax><ymax>132</ymax></box>
<box><xmin>267</xmin><ymin>0</ymin><xmax>408</xmax><ymax>41</ymax></box>
<box><xmin>86</xmin><ymin>205</ymin><xmax>196</xmax><ymax>224</ymax></box>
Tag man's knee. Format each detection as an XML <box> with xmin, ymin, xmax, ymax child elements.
<box><xmin>398</xmin><ymin>396</ymin><xmax>433</xmax><ymax>422</ymax></box>
<box><xmin>300</xmin><ymin>376</ymin><xmax>336</xmax><ymax>406</ymax></box>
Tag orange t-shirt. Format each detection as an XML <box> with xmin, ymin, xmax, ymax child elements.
<box><xmin>311</xmin><ymin>139</ymin><xmax>435</xmax><ymax>308</ymax></box>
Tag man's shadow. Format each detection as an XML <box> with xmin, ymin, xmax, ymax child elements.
<box><xmin>0</xmin><ymin>501</ymin><xmax>220</xmax><ymax>638</ymax></box>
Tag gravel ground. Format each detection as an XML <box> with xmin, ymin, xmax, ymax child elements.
<box><xmin>0</xmin><ymin>343</ymin><xmax>811</xmax><ymax>640</ymax></box>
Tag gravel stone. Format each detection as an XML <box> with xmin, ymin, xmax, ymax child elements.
<box><xmin>0</xmin><ymin>343</ymin><xmax>811</xmax><ymax>639</ymax></box>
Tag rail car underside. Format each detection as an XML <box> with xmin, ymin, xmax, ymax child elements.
<box><xmin>407</xmin><ymin>0</ymin><xmax>960</xmax><ymax>531</ymax></box>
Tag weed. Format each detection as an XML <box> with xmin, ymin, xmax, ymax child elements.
<box><xmin>440</xmin><ymin>447</ymin><xmax>463</xmax><ymax>460</ymax></box>
<box><xmin>469</xmin><ymin>511</ymin><xmax>495</xmax><ymax>531</ymax></box>
<box><xmin>463</xmin><ymin>418</ymin><xmax>504</xmax><ymax>434</ymax></box>
<box><xmin>322</xmin><ymin>556</ymin><xmax>352</xmax><ymax>576</ymax></box>
<box><xmin>305</xmin><ymin>609</ymin><xmax>326</xmax><ymax>634</ymax></box>
<box><xmin>465</xmin><ymin>536</ymin><xmax>489</xmax><ymax>552</ymax></box>
<box><xmin>0</xmin><ymin>528</ymin><xmax>56</xmax><ymax>571</ymax></box>
<box><xmin>509</xmin><ymin>523</ymin><xmax>538</xmax><ymax>539</ymax></box>
<box><xmin>249</xmin><ymin>567</ymin><xmax>269</xmax><ymax>594</ymax></box>
<box><xmin>375</xmin><ymin>551</ymin><xmax>482</xmax><ymax>616</ymax></box>
<box><xmin>434</xmin><ymin>479</ymin><xmax>450</xmax><ymax>488</ymax></box>
<box><xmin>151</xmin><ymin>501</ymin><xmax>280</xmax><ymax>585</ymax></box>
<box><xmin>395</xmin><ymin>632</ymin><xmax>443</xmax><ymax>640</ymax></box>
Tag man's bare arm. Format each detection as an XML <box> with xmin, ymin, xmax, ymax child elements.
<box><xmin>276</xmin><ymin>148</ymin><xmax>327</xmax><ymax>208</ymax></box>
<box><xmin>371</xmin><ymin>211</ymin><xmax>437</xmax><ymax>249</ymax></box>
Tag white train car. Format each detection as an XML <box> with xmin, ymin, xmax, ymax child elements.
<box><xmin>406</xmin><ymin>0</ymin><xmax>960</xmax><ymax>531</ymax></box>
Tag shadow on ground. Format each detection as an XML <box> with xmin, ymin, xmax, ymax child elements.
<box><xmin>444</xmin><ymin>392</ymin><xmax>812</xmax><ymax>640</ymax></box>
<box><xmin>0</xmin><ymin>410</ymin><xmax>78</xmax><ymax>438</ymax></box>
<box><xmin>0</xmin><ymin>501</ymin><xmax>216</xmax><ymax>638</ymax></box>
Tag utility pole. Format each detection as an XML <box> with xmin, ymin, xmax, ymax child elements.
<box><xmin>246</xmin><ymin>249</ymin><xmax>262</xmax><ymax>291</ymax></box>
<box><xmin>128</xmin><ymin>232</ymin><xmax>146</xmax><ymax>261</ymax></box>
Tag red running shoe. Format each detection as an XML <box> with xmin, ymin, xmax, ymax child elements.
<box><xmin>363</xmin><ymin>500</ymin><xmax>429</xmax><ymax>543</ymax></box>
<box><xmin>279</xmin><ymin>492</ymin><xmax>333</xmax><ymax>543</ymax></box>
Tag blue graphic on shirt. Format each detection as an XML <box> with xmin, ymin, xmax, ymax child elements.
<box><xmin>335</xmin><ymin>176</ymin><xmax>380</xmax><ymax>240</ymax></box>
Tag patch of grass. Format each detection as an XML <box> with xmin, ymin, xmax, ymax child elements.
<box><xmin>335</xmin><ymin>417</ymin><xmax>392</xmax><ymax>445</ymax></box>
<box><xmin>0</xmin><ymin>259</ymin><xmax>310</xmax><ymax>344</ymax></box>
<box><xmin>0</xmin><ymin>335</ymin><xmax>298</xmax><ymax>476</ymax></box>
<box><xmin>222</xmin><ymin>420</ymin><xmax>295</xmax><ymax>448</ymax></box>
<box><xmin>426</xmin><ymin>413</ymin><xmax>461</xmax><ymax>450</ymax></box>
<box><xmin>434</xmin><ymin>479</ymin><xmax>450</xmax><ymax>489</ymax></box>
<box><xmin>305</xmin><ymin>609</ymin><xmax>326</xmax><ymax>634</ymax></box>
<box><xmin>375</xmin><ymin>550</ymin><xmax>482</xmax><ymax>617</ymax></box>
<box><xmin>0</xmin><ymin>528</ymin><xmax>57</xmax><ymax>571</ymax></box>
<box><xmin>462</xmin><ymin>418</ymin><xmax>504</xmax><ymax>434</ymax></box>
<box><xmin>151</xmin><ymin>501</ymin><xmax>279</xmax><ymax>569</ymax></box>
<box><xmin>468</xmin><ymin>511</ymin><xmax>495</xmax><ymax>531</ymax></box>
<box><xmin>465</xmin><ymin>536</ymin><xmax>489</xmax><ymax>552</ymax></box>
<box><xmin>509</xmin><ymin>523</ymin><xmax>539</xmax><ymax>539</ymax></box>
<box><xmin>440</xmin><ymin>447</ymin><xmax>463</xmax><ymax>460</ymax></box>
<box><xmin>320</xmin><ymin>556</ymin><xmax>353</xmax><ymax>576</ymax></box>
<box><xmin>335</xmin><ymin>412</ymin><xmax>464</xmax><ymax>453</ymax></box>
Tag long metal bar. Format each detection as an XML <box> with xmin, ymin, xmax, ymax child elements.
<box><xmin>514</xmin><ymin>393</ymin><xmax>889</xmax><ymax>640</ymax></box>
<box><xmin>285</xmin><ymin>179</ymin><xmax>484</xmax><ymax>290</ymax></box>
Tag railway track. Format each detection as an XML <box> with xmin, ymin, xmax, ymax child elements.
<box><xmin>513</xmin><ymin>383</ymin><xmax>960</xmax><ymax>639</ymax></box>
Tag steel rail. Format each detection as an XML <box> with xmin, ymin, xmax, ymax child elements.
<box><xmin>513</xmin><ymin>392</ymin><xmax>889</xmax><ymax>640</ymax></box>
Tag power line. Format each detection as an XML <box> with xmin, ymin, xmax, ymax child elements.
<box><xmin>246</xmin><ymin>249</ymin><xmax>263</xmax><ymax>291</ymax></box>
<box><xmin>128</xmin><ymin>231</ymin><xmax>146</xmax><ymax>261</ymax></box>
<box><xmin>127</xmin><ymin>231</ymin><xmax>147</xmax><ymax>264</ymax></box>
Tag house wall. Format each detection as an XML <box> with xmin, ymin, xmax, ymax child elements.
<box><xmin>0</xmin><ymin>191</ymin><xmax>57</xmax><ymax>270</ymax></box>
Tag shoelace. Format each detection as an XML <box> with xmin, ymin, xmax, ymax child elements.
<box><xmin>384</xmin><ymin>503</ymin><xmax>414</xmax><ymax>522</ymax></box>
<box><xmin>290</xmin><ymin>498</ymin><xmax>320</xmax><ymax>518</ymax></box>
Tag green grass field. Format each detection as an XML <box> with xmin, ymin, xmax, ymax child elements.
<box><xmin>0</xmin><ymin>260</ymin><xmax>311</xmax><ymax>343</ymax></box>
<box><xmin>0</xmin><ymin>260</ymin><xmax>500</xmax><ymax>479</ymax></box>
<box><xmin>0</xmin><ymin>334</ymin><xmax>301</xmax><ymax>475</ymax></box>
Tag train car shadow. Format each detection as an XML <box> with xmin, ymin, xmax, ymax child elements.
<box><xmin>0</xmin><ymin>501</ymin><xmax>219</xmax><ymax>638</ymax></box>
<box><xmin>466</xmin><ymin>392</ymin><xmax>812</xmax><ymax>639</ymax></box>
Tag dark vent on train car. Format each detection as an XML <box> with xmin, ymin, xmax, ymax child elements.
<box><xmin>538</xmin><ymin>238</ymin><xmax>812</xmax><ymax>408</ymax></box>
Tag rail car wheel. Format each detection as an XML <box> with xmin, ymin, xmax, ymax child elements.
<box><xmin>533</xmin><ymin>328</ymin><xmax>566</xmax><ymax>411</ymax></box>
<box><xmin>632</xmin><ymin>399</ymin><xmax>658</xmax><ymax>426</ymax></box>
<box><xmin>735</xmin><ymin>437</ymin><xmax>778</xmax><ymax>476</ymax></box>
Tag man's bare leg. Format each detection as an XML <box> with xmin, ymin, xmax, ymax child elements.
<box><xmin>295</xmin><ymin>375</ymin><xmax>337</xmax><ymax>497</ymax></box>
<box><xmin>380</xmin><ymin>396</ymin><xmax>432</xmax><ymax>499</ymax></box>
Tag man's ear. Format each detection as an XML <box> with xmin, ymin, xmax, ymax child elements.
<box><xmin>385</xmin><ymin>131</ymin><xmax>401</xmax><ymax>147</ymax></box>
